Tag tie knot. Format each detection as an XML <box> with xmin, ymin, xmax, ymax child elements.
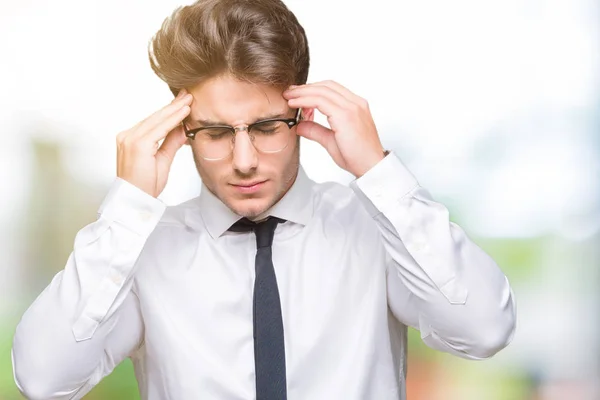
<box><xmin>228</xmin><ymin>216</ymin><xmax>285</xmax><ymax>248</ymax></box>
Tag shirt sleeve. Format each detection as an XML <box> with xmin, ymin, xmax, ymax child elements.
<box><xmin>12</xmin><ymin>178</ymin><xmax>165</xmax><ymax>400</ymax></box>
<box><xmin>350</xmin><ymin>152</ymin><xmax>517</xmax><ymax>360</ymax></box>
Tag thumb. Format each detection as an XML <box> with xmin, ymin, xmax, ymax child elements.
<box><xmin>296</xmin><ymin>121</ymin><xmax>334</xmax><ymax>147</ymax></box>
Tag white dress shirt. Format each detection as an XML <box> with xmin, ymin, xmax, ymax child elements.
<box><xmin>12</xmin><ymin>152</ymin><xmax>516</xmax><ymax>400</ymax></box>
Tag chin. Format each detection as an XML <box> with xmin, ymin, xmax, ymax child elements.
<box><xmin>228</xmin><ymin>197</ymin><xmax>273</xmax><ymax>219</ymax></box>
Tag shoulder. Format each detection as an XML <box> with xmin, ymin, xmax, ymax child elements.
<box><xmin>312</xmin><ymin>180</ymin><xmax>374</xmax><ymax>226</ymax></box>
<box><xmin>138</xmin><ymin>196</ymin><xmax>203</xmax><ymax>262</ymax></box>
<box><xmin>152</xmin><ymin>196</ymin><xmax>201</xmax><ymax>233</ymax></box>
<box><xmin>308</xmin><ymin>180</ymin><xmax>385</xmax><ymax>258</ymax></box>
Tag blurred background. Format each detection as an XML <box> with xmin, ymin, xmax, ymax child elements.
<box><xmin>1</xmin><ymin>0</ymin><xmax>599</xmax><ymax>398</ymax></box>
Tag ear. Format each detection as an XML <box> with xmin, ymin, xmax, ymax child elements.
<box><xmin>301</xmin><ymin>108</ymin><xmax>315</xmax><ymax>122</ymax></box>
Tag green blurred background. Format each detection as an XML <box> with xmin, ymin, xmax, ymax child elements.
<box><xmin>1</xmin><ymin>0</ymin><xmax>599</xmax><ymax>399</ymax></box>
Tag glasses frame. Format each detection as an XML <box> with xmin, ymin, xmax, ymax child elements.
<box><xmin>182</xmin><ymin>108</ymin><xmax>302</xmax><ymax>161</ymax></box>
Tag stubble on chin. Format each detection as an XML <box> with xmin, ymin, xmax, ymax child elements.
<box><xmin>226</xmin><ymin>187</ymin><xmax>283</xmax><ymax>219</ymax></box>
<box><xmin>227</xmin><ymin>197</ymin><xmax>268</xmax><ymax>219</ymax></box>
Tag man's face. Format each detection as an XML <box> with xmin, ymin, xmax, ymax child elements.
<box><xmin>186</xmin><ymin>74</ymin><xmax>301</xmax><ymax>219</ymax></box>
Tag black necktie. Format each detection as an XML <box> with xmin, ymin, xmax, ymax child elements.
<box><xmin>229</xmin><ymin>216</ymin><xmax>287</xmax><ymax>400</ymax></box>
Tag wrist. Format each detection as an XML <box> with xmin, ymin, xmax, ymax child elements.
<box><xmin>353</xmin><ymin>149</ymin><xmax>389</xmax><ymax>178</ymax></box>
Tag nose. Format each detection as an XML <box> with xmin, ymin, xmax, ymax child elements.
<box><xmin>231</xmin><ymin>129</ymin><xmax>258</xmax><ymax>174</ymax></box>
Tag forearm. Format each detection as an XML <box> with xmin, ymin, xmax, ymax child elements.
<box><xmin>351</xmin><ymin>153</ymin><xmax>516</xmax><ymax>359</ymax></box>
<box><xmin>12</xmin><ymin>179</ymin><xmax>165</xmax><ymax>399</ymax></box>
<box><xmin>382</xmin><ymin>211</ymin><xmax>516</xmax><ymax>359</ymax></box>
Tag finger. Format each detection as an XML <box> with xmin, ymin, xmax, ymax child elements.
<box><xmin>285</xmin><ymin>85</ymin><xmax>351</xmax><ymax>109</ymax></box>
<box><xmin>287</xmin><ymin>95</ymin><xmax>339</xmax><ymax>119</ymax></box>
<box><xmin>146</xmin><ymin>89</ymin><xmax>189</xmax><ymax>130</ymax></box>
<box><xmin>131</xmin><ymin>93</ymin><xmax>188</xmax><ymax>133</ymax></box>
<box><xmin>137</xmin><ymin>94</ymin><xmax>193</xmax><ymax>137</ymax></box>
<box><xmin>174</xmin><ymin>88</ymin><xmax>187</xmax><ymax>100</ymax></box>
<box><xmin>296</xmin><ymin>120</ymin><xmax>335</xmax><ymax>147</ymax></box>
<box><xmin>156</xmin><ymin>124</ymin><xmax>187</xmax><ymax>162</ymax></box>
<box><xmin>310</xmin><ymin>80</ymin><xmax>364</xmax><ymax>105</ymax></box>
<box><xmin>146</xmin><ymin>104</ymin><xmax>191</xmax><ymax>143</ymax></box>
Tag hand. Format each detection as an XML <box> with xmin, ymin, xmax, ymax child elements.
<box><xmin>283</xmin><ymin>80</ymin><xmax>385</xmax><ymax>178</ymax></box>
<box><xmin>116</xmin><ymin>89</ymin><xmax>192</xmax><ymax>197</ymax></box>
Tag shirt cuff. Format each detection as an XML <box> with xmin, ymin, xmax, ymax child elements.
<box><xmin>98</xmin><ymin>178</ymin><xmax>166</xmax><ymax>237</ymax></box>
<box><xmin>350</xmin><ymin>151</ymin><xmax>420</xmax><ymax>217</ymax></box>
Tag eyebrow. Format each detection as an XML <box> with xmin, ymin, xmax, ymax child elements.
<box><xmin>193</xmin><ymin>112</ymin><xmax>288</xmax><ymax>126</ymax></box>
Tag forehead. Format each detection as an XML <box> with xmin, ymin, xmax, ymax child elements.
<box><xmin>188</xmin><ymin>74</ymin><xmax>288</xmax><ymax>123</ymax></box>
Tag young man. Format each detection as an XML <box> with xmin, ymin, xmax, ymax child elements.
<box><xmin>12</xmin><ymin>0</ymin><xmax>516</xmax><ymax>399</ymax></box>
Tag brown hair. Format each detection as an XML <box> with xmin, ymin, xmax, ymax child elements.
<box><xmin>148</xmin><ymin>0</ymin><xmax>310</xmax><ymax>96</ymax></box>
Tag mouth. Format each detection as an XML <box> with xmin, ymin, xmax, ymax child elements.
<box><xmin>230</xmin><ymin>180</ymin><xmax>267</xmax><ymax>194</ymax></box>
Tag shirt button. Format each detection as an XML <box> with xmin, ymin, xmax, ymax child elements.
<box><xmin>409</xmin><ymin>240</ymin><xmax>427</xmax><ymax>253</ymax></box>
<box><xmin>110</xmin><ymin>272</ymin><xmax>122</xmax><ymax>285</ymax></box>
<box><xmin>139</xmin><ymin>211</ymin><xmax>152</xmax><ymax>222</ymax></box>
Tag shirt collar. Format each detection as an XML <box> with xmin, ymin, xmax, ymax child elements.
<box><xmin>185</xmin><ymin>166</ymin><xmax>315</xmax><ymax>238</ymax></box>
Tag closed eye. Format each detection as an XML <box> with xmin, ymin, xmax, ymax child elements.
<box><xmin>252</xmin><ymin>121</ymin><xmax>283</xmax><ymax>134</ymax></box>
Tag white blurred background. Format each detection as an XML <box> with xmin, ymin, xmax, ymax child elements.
<box><xmin>1</xmin><ymin>0</ymin><xmax>599</xmax><ymax>398</ymax></box>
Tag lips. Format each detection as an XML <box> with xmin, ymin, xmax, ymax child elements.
<box><xmin>229</xmin><ymin>180</ymin><xmax>267</xmax><ymax>194</ymax></box>
<box><xmin>232</xmin><ymin>180</ymin><xmax>265</xmax><ymax>187</ymax></box>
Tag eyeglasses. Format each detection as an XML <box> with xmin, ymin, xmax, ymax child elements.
<box><xmin>182</xmin><ymin>108</ymin><xmax>302</xmax><ymax>161</ymax></box>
